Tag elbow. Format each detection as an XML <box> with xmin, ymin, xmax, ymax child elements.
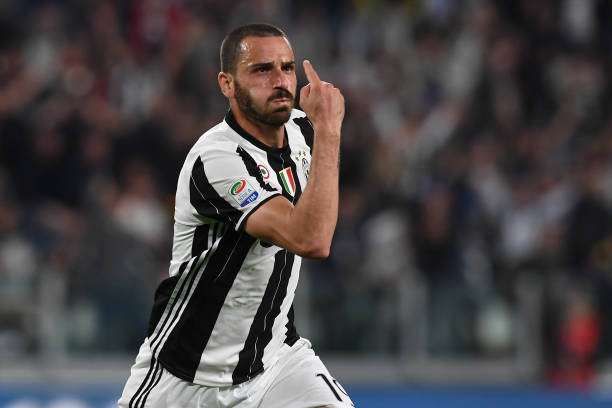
<box><xmin>304</xmin><ymin>245</ymin><xmax>330</xmax><ymax>260</ymax></box>
<box><xmin>297</xmin><ymin>239</ymin><xmax>331</xmax><ymax>259</ymax></box>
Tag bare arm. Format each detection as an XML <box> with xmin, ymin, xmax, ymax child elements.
<box><xmin>245</xmin><ymin>60</ymin><xmax>345</xmax><ymax>258</ymax></box>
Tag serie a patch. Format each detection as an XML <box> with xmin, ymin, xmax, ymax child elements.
<box><xmin>228</xmin><ymin>178</ymin><xmax>259</xmax><ymax>207</ymax></box>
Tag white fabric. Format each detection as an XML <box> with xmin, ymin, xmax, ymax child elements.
<box><xmin>118</xmin><ymin>338</ymin><xmax>354</xmax><ymax>408</ymax></box>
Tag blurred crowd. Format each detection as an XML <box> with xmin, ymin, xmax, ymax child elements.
<box><xmin>1</xmin><ymin>0</ymin><xmax>612</xmax><ymax>387</ymax></box>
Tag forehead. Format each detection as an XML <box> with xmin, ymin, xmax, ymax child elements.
<box><xmin>237</xmin><ymin>36</ymin><xmax>294</xmax><ymax>67</ymax></box>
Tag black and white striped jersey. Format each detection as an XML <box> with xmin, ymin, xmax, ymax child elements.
<box><xmin>143</xmin><ymin>108</ymin><xmax>314</xmax><ymax>387</ymax></box>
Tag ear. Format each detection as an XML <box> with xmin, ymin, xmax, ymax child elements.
<box><xmin>218</xmin><ymin>71</ymin><xmax>234</xmax><ymax>98</ymax></box>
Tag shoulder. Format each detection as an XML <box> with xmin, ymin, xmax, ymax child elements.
<box><xmin>176</xmin><ymin>123</ymin><xmax>242</xmax><ymax>180</ymax></box>
<box><xmin>190</xmin><ymin>121</ymin><xmax>241</xmax><ymax>160</ymax></box>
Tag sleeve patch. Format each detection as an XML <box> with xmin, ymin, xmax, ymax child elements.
<box><xmin>228</xmin><ymin>178</ymin><xmax>260</xmax><ymax>207</ymax></box>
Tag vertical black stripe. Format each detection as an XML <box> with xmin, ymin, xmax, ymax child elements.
<box><xmin>148</xmin><ymin>275</ymin><xmax>180</xmax><ymax>337</ymax></box>
<box><xmin>267</xmin><ymin>146</ymin><xmax>303</xmax><ymax>203</ymax></box>
<box><xmin>236</xmin><ymin>146</ymin><xmax>276</xmax><ymax>192</ymax></box>
<box><xmin>149</xmin><ymin>255</ymin><xmax>202</xmax><ymax>351</ymax></box>
<box><xmin>284</xmin><ymin>305</ymin><xmax>299</xmax><ymax>346</ymax></box>
<box><xmin>190</xmin><ymin>156</ymin><xmax>241</xmax><ymax>225</ymax></box>
<box><xmin>138</xmin><ymin>361</ymin><xmax>164</xmax><ymax>408</ymax></box>
<box><xmin>147</xmin><ymin>260</ymin><xmax>190</xmax><ymax>337</ymax></box>
<box><xmin>158</xmin><ymin>229</ymin><xmax>256</xmax><ymax>381</ymax></box>
<box><xmin>293</xmin><ymin>117</ymin><xmax>314</xmax><ymax>152</ymax></box>
<box><xmin>232</xmin><ymin>250</ymin><xmax>295</xmax><ymax>384</ymax></box>
<box><xmin>128</xmin><ymin>357</ymin><xmax>157</xmax><ymax>408</ymax></box>
<box><xmin>191</xmin><ymin>224</ymin><xmax>210</xmax><ymax>256</ymax></box>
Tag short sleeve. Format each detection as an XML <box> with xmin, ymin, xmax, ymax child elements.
<box><xmin>189</xmin><ymin>144</ymin><xmax>281</xmax><ymax>230</ymax></box>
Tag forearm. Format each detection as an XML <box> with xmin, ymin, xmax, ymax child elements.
<box><xmin>244</xmin><ymin>60</ymin><xmax>345</xmax><ymax>258</ymax></box>
<box><xmin>289</xmin><ymin>128</ymin><xmax>340</xmax><ymax>253</ymax></box>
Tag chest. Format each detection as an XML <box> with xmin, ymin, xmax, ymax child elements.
<box><xmin>257</xmin><ymin>147</ymin><xmax>311</xmax><ymax>203</ymax></box>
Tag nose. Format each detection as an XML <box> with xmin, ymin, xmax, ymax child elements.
<box><xmin>271</xmin><ymin>66</ymin><xmax>290</xmax><ymax>89</ymax></box>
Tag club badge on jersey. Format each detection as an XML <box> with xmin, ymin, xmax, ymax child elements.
<box><xmin>228</xmin><ymin>178</ymin><xmax>259</xmax><ymax>207</ymax></box>
<box><xmin>302</xmin><ymin>157</ymin><xmax>310</xmax><ymax>180</ymax></box>
<box><xmin>294</xmin><ymin>150</ymin><xmax>310</xmax><ymax>181</ymax></box>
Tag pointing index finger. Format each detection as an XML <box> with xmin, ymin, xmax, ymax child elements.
<box><xmin>303</xmin><ymin>60</ymin><xmax>321</xmax><ymax>86</ymax></box>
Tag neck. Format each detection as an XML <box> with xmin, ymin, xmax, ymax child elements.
<box><xmin>230</xmin><ymin>106</ymin><xmax>286</xmax><ymax>149</ymax></box>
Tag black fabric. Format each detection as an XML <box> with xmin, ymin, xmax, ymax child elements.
<box><xmin>190</xmin><ymin>156</ymin><xmax>242</xmax><ymax>225</ymax></box>
<box><xmin>147</xmin><ymin>260</ymin><xmax>192</xmax><ymax>337</ymax></box>
<box><xmin>266</xmin><ymin>147</ymin><xmax>303</xmax><ymax>202</ymax></box>
<box><xmin>232</xmin><ymin>249</ymin><xmax>296</xmax><ymax>384</ymax></box>
<box><xmin>191</xmin><ymin>224</ymin><xmax>210</xmax><ymax>257</ymax></box>
<box><xmin>158</xmin><ymin>229</ymin><xmax>256</xmax><ymax>382</ymax></box>
<box><xmin>292</xmin><ymin>116</ymin><xmax>314</xmax><ymax>151</ymax></box>
<box><xmin>212</xmin><ymin>223</ymin><xmax>218</xmax><ymax>244</ymax></box>
<box><xmin>236</xmin><ymin>145</ymin><xmax>277</xmax><ymax>192</ymax></box>
<box><xmin>284</xmin><ymin>305</ymin><xmax>299</xmax><ymax>346</ymax></box>
<box><xmin>225</xmin><ymin>110</ymin><xmax>289</xmax><ymax>154</ymax></box>
<box><xmin>147</xmin><ymin>275</ymin><xmax>181</xmax><ymax>337</ymax></box>
<box><xmin>148</xmin><ymin>256</ymin><xmax>203</xmax><ymax>353</ymax></box>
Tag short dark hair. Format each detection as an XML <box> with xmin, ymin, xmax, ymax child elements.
<box><xmin>220</xmin><ymin>23</ymin><xmax>289</xmax><ymax>74</ymax></box>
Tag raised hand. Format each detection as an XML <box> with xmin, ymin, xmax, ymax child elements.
<box><xmin>299</xmin><ymin>60</ymin><xmax>345</xmax><ymax>138</ymax></box>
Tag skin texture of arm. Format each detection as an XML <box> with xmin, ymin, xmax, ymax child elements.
<box><xmin>245</xmin><ymin>60</ymin><xmax>344</xmax><ymax>258</ymax></box>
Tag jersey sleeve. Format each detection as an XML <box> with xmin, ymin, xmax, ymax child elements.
<box><xmin>189</xmin><ymin>143</ymin><xmax>282</xmax><ymax>231</ymax></box>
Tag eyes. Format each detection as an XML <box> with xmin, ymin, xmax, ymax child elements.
<box><xmin>252</xmin><ymin>63</ymin><xmax>295</xmax><ymax>74</ymax></box>
<box><xmin>281</xmin><ymin>63</ymin><xmax>295</xmax><ymax>72</ymax></box>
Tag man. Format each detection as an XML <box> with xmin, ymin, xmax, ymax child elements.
<box><xmin>118</xmin><ymin>23</ymin><xmax>352</xmax><ymax>407</ymax></box>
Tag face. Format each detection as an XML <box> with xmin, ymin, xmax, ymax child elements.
<box><xmin>227</xmin><ymin>36</ymin><xmax>297</xmax><ymax>127</ymax></box>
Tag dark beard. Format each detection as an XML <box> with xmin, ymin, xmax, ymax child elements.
<box><xmin>234</xmin><ymin>81</ymin><xmax>293</xmax><ymax>127</ymax></box>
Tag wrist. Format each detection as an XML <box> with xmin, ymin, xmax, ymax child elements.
<box><xmin>313</xmin><ymin>124</ymin><xmax>341</xmax><ymax>140</ymax></box>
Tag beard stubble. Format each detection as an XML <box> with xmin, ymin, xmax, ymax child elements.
<box><xmin>234</xmin><ymin>81</ymin><xmax>294</xmax><ymax>127</ymax></box>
